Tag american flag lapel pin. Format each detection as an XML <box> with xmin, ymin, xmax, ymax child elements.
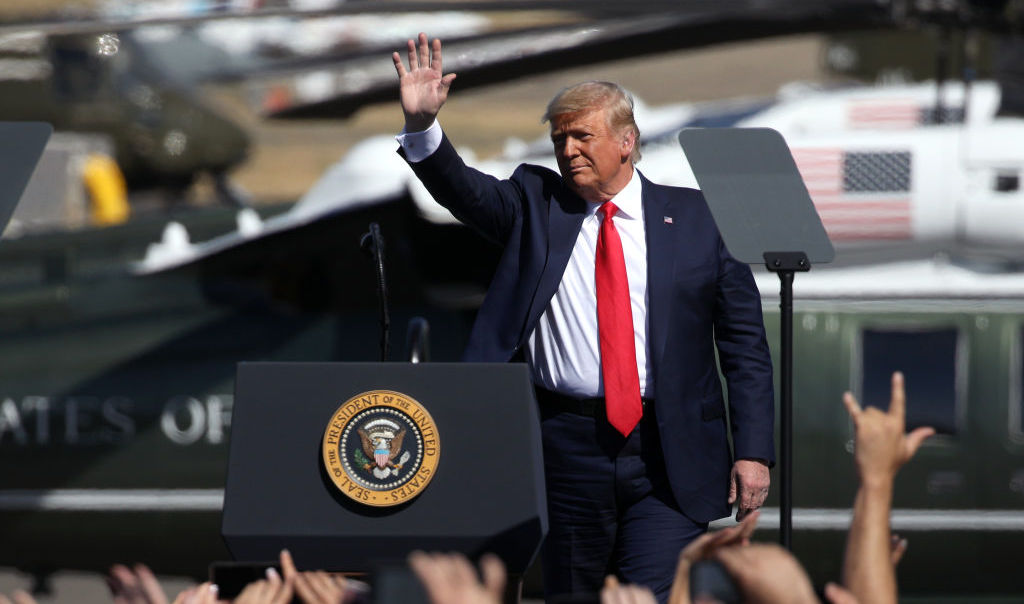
<box><xmin>663</xmin><ymin>216</ymin><xmax>673</xmax><ymax>224</ymax></box>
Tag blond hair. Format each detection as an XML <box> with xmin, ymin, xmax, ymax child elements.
<box><xmin>542</xmin><ymin>81</ymin><xmax>641</xmax><ymax>164</ymax></box>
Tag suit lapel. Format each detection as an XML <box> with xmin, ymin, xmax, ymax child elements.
<box><xmin>519</xmin><ymin>186</ymin><xmax>586</xmax><ymax>346</ymax></box>
<box><xmin>642</xmin><ymin>172</ymin><xmax>677</xmax><ymax>374</ymax></box>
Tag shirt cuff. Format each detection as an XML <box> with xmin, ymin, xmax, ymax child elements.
<box><xmin>396</xmin><ymin>120</ymin><xmax>442</xmax><ymax>163</ymax></box>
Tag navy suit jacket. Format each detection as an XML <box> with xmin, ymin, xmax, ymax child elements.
<box><xmin>405</xmin><ymin>134</ymin><xmax>775</xmax><ymax>522</ymax></box>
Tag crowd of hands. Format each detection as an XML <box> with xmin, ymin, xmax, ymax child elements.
<box><xmin>0</xmin><ymin>372</ymin><xmax>931</xmax><ymax>604</ymax></box>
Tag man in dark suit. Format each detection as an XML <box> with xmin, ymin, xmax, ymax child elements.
<box><xmin>392</xmin><ymin>34</ymin><xmax>774</xmax><ymax>601</ymax></box>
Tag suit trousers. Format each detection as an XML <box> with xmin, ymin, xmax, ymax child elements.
<box><xmin>538</xmin><ymin>390</ymin><xmax>708</xmax><ymax>603</ymax></box>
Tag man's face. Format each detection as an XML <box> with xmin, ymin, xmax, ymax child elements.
<box><xmin>549</xmin><ymin>107</ymin><xmax>633</xmax><ymax>203</ymax></box>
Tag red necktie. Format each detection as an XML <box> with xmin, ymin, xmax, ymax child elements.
<box><xmin>596</xmin><ymin>202</ymin><xmax>642</xmax><ymax>436</ymax></box>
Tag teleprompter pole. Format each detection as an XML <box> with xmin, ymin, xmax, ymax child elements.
<box><xmin>764</xmin><ymin>251</ymin><xmax>810</xmax><ymax>550</ymax></box>
<box><xmin>676</xmin><ymin>126</ymin><xmax>835</xmax><ymax>547</ymax></box>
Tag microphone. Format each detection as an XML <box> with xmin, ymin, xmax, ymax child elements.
<box><xmin>360</xmin><ymin>222</ymin><xmax>390</xmax><ymax>362</ymax></box>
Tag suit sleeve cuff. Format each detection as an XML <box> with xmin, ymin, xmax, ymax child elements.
<box><xmin>396</xmin><ymin>120</ymin><xmax>442</xmax><ymax>163</ymax></box>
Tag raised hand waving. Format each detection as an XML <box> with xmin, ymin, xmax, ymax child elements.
<box><xmin>392</xmin><ymin>33</ymin><xmax>457</xmax><ymax>132</ymax></box>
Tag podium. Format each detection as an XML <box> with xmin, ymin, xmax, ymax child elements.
<box><xmin>222</xmin><ymin>362</ymin><xmax>548</xmax><ymax>575</ymax></box>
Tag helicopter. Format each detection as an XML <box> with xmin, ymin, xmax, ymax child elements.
<box><xmin>0</xmin><ymin>27</ymin><xmax>251</xmax><ymax>204</ymax></box>
<box><xmin>0</xmin><ymin>0</ymin><xmax>491</xmax><ymax>209</ymax></box>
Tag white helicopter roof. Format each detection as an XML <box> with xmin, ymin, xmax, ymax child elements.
<box><xmin>754</xmin><ymin>258</ymin><xmax>1024</xmax><ymax>300</ymax></box>
<box><xmin>740</xmin><ymin>80</ymin><xmax>1002</xmax><ymax>137</ymax></box>
<box><xmin>136</xmin><ymin>79</ymin><xmax>1022</xmax><ymax>274</ymax></box>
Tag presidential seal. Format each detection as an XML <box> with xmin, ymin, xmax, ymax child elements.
<box><xmin>321</xmin><ymin>390</ymin><xmax>440</xmax><ymax>507</ymax></box>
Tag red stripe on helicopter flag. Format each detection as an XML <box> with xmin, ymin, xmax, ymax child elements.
<box><xmin>792</xmin><ymin>148</ymin><xmax>842</xmax><ymax>197</ymax></box>
<box><xmin>791</xmin><ymin>148</ymin><xmax>912</xmax><ymax>241</ymax></box>
<box><xmin>847</xmin><ymin>99</ymin><xmax>921</xmax><ymax>130</ymax></box>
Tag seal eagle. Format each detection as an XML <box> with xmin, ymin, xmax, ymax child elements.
<box><xmin>358</xmin><ymin>427</ymin><xmax>407</xmax><ymax>471</ymax></box>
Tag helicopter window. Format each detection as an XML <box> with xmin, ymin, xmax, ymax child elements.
<box><xmin>861</xmin><ymin>328</ymin><xmax>960</xmax><ymax>435</ymax></box>
<box><xmin>920</xmin><ymin>106</ymin><xmax>965</xmax><ymax>125</ymax></box>
<box><xmin>995</xmin><ymin>173</ymin><xmax>1020</xmax><ymax>193</ymax></box>
<box><xmin>50</xmin><ymin>41</ymin><xmax>103</xmax><ymax>99</ymax></box>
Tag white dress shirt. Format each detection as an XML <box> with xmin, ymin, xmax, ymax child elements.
<box><xmin>525</xmin><ymin>172</ymin><xmax>651</xmax><ymax>398</ymax></box>
<box><xmin>398</xmin><ymin>122</ymin><xmax>653</xmax><ymax>398</ymax></box>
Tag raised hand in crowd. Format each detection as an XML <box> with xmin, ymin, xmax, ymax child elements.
<box><xmin>293</xmin><ymin>571</ymin><xmax>352</xmax><ymax>604</ymax></box>
<box><xmin>713</xmin><ymin>543</ymin><xmax>819</xmax><ymax>604</ymax></box>
<box><xmin>667</xmin><ymin>509</ymin><xmax>759</xmax><ymax>604</ymax></box>
<box><xmin>107</xmin><ymin>562</ymin><xmax>222</xmax><ymax>604</ymax></box>
<box><xmin>408</xmin><ymin>551</ymin><xmax>505</xmax><ymax>604</ymax></box>
<box><xmin>664</xmin><ymin>508</ymin><xmax>818</xmax><ymax>604</ymax></box>
<box><xmin>392</xmin><ymin>33</ymin><xmax>457</xmax><ymax>132</ymax></box>
<box><xmin>0</xmin><ymin>590</ymin><xmax>37</xmax><ymax>604</ymax></box>
<box><xmin>600</xmin><ymin>575</ymin><xmax>657</xmax><ymax>604</ymax></box>
<box><xmin>108</xmin><ymin>563</ymin><xmax>169</xmax><ymax>604</ymax></box>
<box><xmin>822</xmin><ymin>582</ymin><xmax>860</xmax><ymax>604</ymax></box>
<box><xmin>233</xmin><ymin>567</ymin><xmax>292</xmax><ymax>604</ymax></box>
<box><xmin>889</xmin><ymin>533</ymin><xmax>908</xmax><ymax>566</ymax></box>
<box><xmin>170</xmin><ymin>582</ymin><xmax>218</xmax><ymax>604</ymax></box>
<box><xmin>841</xmin><ymin>371</ymin><xmax>933</xmax><ymax>604</ymax></box>
<box><xmin>279</xmin><ymin>548</ymin><xmax>360</xmax><ymax>604</ymax></box>
<box><xmin>233</xmin><ymin>548</ymin><xmax>359</xmax><ymax>604</ymax></box>
<box><xmin>843</xmin><ymin>372</ymin><xmax>934</xmax><ymax>489</ymax></box>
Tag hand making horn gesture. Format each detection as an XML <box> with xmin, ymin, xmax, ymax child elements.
<box><xmin>843</xmin><ymin>372</ymin><xmax>935</xmax><ymax>487</ymax></box>
<box><xmin>392</xmin><ymin>32</ymin><xmax>457</xmax><ymax>133</ymax></box>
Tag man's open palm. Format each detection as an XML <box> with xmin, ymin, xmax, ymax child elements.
<box><xmin>393</xmin><ymin>33</ymin><xmax>456</xmax><ymax>132</ymax></box>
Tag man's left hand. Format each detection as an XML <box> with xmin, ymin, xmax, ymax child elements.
<box><xmin>729</xmin><ymin>459</ymin><xmax>770</xmax><ymax>521</ymax></box>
